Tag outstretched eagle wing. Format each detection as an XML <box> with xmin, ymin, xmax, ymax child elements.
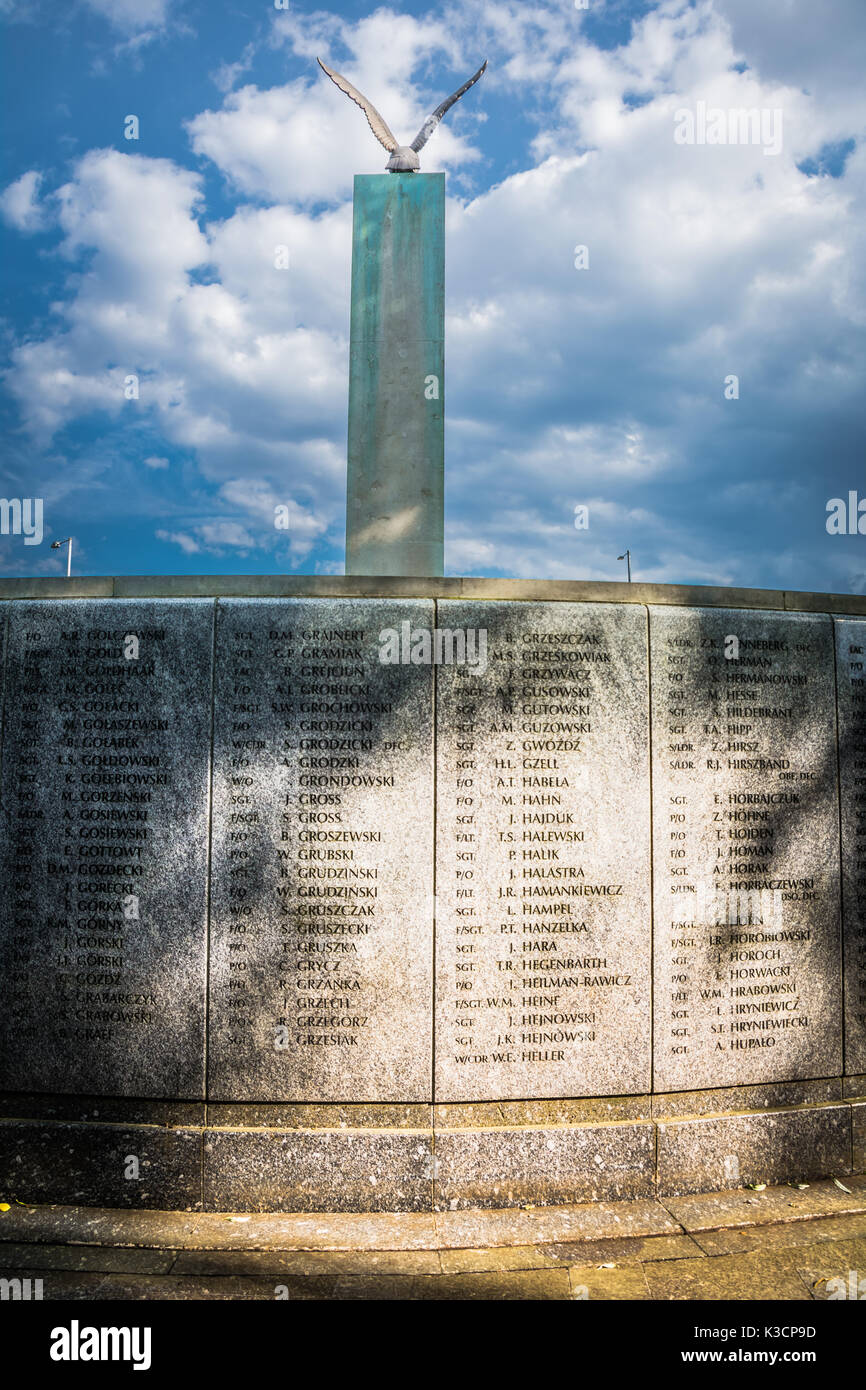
<box><xmin>317</xmin><ymin>58</ymin><xmax>399</xmax><ymax>153</ymax></box>
<box><xmin>410</xmin><ymin>59</ymin><xmax>487</xmax><ymax>153</ymax></box>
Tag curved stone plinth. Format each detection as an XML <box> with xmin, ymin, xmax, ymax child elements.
<box><xmin>0</xmin><ymin>1086</ymin><xmax>863</xmax><ymax>1212</ymax></box>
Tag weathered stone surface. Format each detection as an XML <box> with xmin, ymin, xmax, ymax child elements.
<box><xmin>0</xmin><ymin>578</ymin><xmax>115</xmax><ymax>600</ymax></box>
<box><xmin>0</xmin><ymin>600</ymin><xmax>212</xmax><ymax>1097</ymax></box>
<box><xmin>650</xmin><ymin>607</ymin><xmax>842</xmax><ymax>1091</ymax></box>
<box><xmin>432</xmin><ymin>1195</ymin><xmax>679</xmax><ymax>1246</ymax></box>
<box><xmin>435</xmin><ymin>601</ymin><xmax>651</xmax><ymax>1101</ymax></box>
<box><xmin>0</xmin><ymin>1200</ymin><xmax>441</xmax><ymax>1250</ymax></box>
<box><xmin>435</xmin><ymin>1096</ymin><xmax>650</xmax><ymax>1127</ymax></box>
<box><xmin>205</xmin><ymin>1102</ymin><xmax>430</xmax><ymax>1129</ymax></box>
<box><xmin>564</xmin><ymin>1263</ymin><xmax>652</xmax><ymax>1299</ymax></box>
<box><xmin>0</xmin><ymin>605</ymin><xmax>6</xmax><ymax>865</ymax></box>
<box><xmin>0</xmin><ymin>1243</ymin><xmax>175</xmax><ymax>1274</ymax></box>
<box><xmin>694</xmin><ymin>1212</ymin><xmax>866</xmax><ymax>1256</ymax></box>
<box><xmin>656</xmin><ymin>1104</ymin><xmax>851</xmax><ymax>1197</ymax></box>
<box><xmin>0</xmin><ymin>1118</ymin><xmax>202</xmax><ymax>1209</ymax></box>
<box><xmin>642</xmin><ymin>1247</ymin><xmax>814</xmax><ymax>1300</ymax></box>
<box><xmin>384</xmin><ymin>1269</ymin><xmax>572</xmax><ymax>1300</ymax></box>
<box><xmin>651</xmin><ymin>1077</ymin><xmax>840</xmax><ymax>1118</ymax></box>
<box><xmin>433</xmin><ymin>1121</ymin><xmax>655</xmax><ymax>1209</ymax></box>
<box><xmin>543</xmin><ymin>1233</ymin><xmax>703</xmax><ymax>1265</ymax></box>
<box><xmin>853</xmin><ymin>1100</ymin><xmax>866</xmax><ymax>1173</ymax></box>
<box><xmin>173</xmin><ymin>1247</ymin><xmax>442</xmax><ymax>1276</ymax></box>
<box><xmin>663</xmin><ymin>1175</ymin><xmax>866</xmax><ymax>1230</ymax></box>
<box><xmin>0</xmin><ymin>1093</ymin><xmax>203</xmax><ymax>1126</ymax></box>
<box><xmin>835</xmin><ymin>619</ymin><xmax>866</xmax><ymax>1074</ymax></box>
<box><xmin>202</xmin><ymin>1127</ymin><xmax>434</xmax><ymax>1213</ymax></box>
<box><xmin>4</xmin><ymin>575</ymin><xmax>866</xmax><ymax>617</ymax></box>
<box><xmin>0</xmin><ymin>602</ymin><xmax>7</xmax><ymax>752</ymax></box>
<box><xmin>797</xmin><ymin>1238</ymin><xmax>866</xmax><ymax>1299</ymax></box>
<box><xmin>7</xmin><ymin>1231</ymin><xmax>866</xmax><ymax>1300</ymax></box>
<box><xmin>0</xmin><ymin>1269</ymin><xmax>330</xmax><ymax>1300</ymax></box>
<box><xmin>208</xmin><ymin>598</ymin><xmax>434</xmax><ymax>1101</ymax></box>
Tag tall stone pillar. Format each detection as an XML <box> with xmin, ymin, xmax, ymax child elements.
<box><xmin>345</xmin><ymin>173</ymin><xmax>444</xmax><ymax>577</ymax></box>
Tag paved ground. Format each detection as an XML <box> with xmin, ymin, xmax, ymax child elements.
<box><xmin>1</xmin><ymin>1177</ymin><xmax>865</xmax><ymax>1300</ymax></box>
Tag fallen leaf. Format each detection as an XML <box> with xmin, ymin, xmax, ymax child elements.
<box><xmin>597</xmin><ymin>1262</ymin><xmax>616</xmax><ymax>1269</ymax></box>
<box><xmin>0</xmin><ymin>1203</ymin><xmax>9</xmax><ymax>1213</ymax></box>
<box><xmin>833</xmin><ymin>1179</ymin><xmax>852</xmax><ymax>1194</ymax></box>
<box><xmin>745</xmin><ymin>1183</ymin><xmax>766</xmax><ymax>1191</ymax></box>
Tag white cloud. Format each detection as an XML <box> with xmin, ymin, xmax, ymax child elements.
<box><xmin>0</xmin><ymin>170</ymin><xmax>47</xmax><ymax>232</ymax></box>
<box><xmin>217</xmin><ymin>476</ymin><xmax>330</xmax><ymax>562</ymax></box>
<box><xmin>156</xmin><ymin>528</ymin><xmax>200</xmax><ymax>554</ymax></box>
<box><xmin>82</xmin><ymin>0</ymin><xmax>171</xmax><ymax>33</ymax></box>
<box><xmin>188</xmin><ymin>7</ymin><xmax>484</xmax><ymax>203</ymax></box>
<box><xmin>157</xmin><ymin>512</ymin><xmax>312</xmax><ymax>559</ymax></box>
<box><xmin>4</xmin><ymin>145</ymin><xmax>349</xmax><ymax>561</ymax></box>
<box><xmin>212</xmin><ymin>41</ymin><xmax>258</xmax><ymax>95</ymax></box>
<box><xmin>714</xmin><ymin>0</ymin><xmax>866</xmax><ymax>134</ymax></box>
<box><xmin>157</xmin><ymin>520</ymin><xmax>260</xmax><ymax>556</ymax></box>
<box><xmin>195</xmin><ymin>519</ymin><xmax>257</xmax><ymax>550</ymax></box>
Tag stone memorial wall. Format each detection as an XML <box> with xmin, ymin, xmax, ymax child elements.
<box><xmin>0</xmin><ymin>579</ymin><xmax>863</xmax><ymax>1212</ymax></box>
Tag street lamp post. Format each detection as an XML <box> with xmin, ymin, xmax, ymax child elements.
<box><xmin>51</xmin><ymin>537</ymin><xmax>73</xmax><ymax>577</ymax></box>
<box><xmin>617</xmin><ymin>549</ymin><xmax>632</xmax><ymax>583</ymax></box>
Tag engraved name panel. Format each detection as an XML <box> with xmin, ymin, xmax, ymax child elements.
<box><xmin>208</xmin><ymin>598</ymin><xmax>434</xmax><ymax>1102</ymax></box>
<box><xmin>650</xmin><ymin>607</ymin><xmax>842</xmax><ymax>1091</ymax></box>
<box><xmin>0</xmin><ymin>599</ymin><xmax>212</xmax><ymax>1097</ymax></box>
<box><xmin>435</xmin><ymin>601</ymin><xmax>651</xmax><ymax>1102</ymax></box>
<box><xmin>836</xmin><ymin>618</ymin><xmax>866</xmax><ymax>1074</ymax></box>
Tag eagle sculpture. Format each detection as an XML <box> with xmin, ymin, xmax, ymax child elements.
<box><xmin>317</xmin><ymin>57</ymin><xmax>488</xmax><ymax>172</ymax></box>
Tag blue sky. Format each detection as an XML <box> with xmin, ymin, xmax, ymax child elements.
<box><xmin>1</xmin><ymin>0</ymin><xmax>864</xmax><ymax>588</ymax></box>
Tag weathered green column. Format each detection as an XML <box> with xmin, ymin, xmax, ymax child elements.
<box><xmin>346</xmin><ymin>173</ymin><xmax>444</xmax><ymax>577</ymax></box>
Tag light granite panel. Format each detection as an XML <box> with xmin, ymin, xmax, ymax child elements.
<box><xmin>433</xmin><ymin>1121</ymin><xmax>655</xmax><ymax>1209</ymax></box>
<box><xmin>208</xmin><ymin>599</ymin><xmax>434</xmax><ymax>1102</ymax></box>
<box><xmin>0</xmin><ymin>1118</ymin><xmax>203</xmax><ymax>1209</ymax></box>
<box><xmin>435</xmin><ymin>601</ymin><xmax>651</xmax><ymax>1101</ymax></box>
<box><xmin>656</xmin><ymin>1104</ymin><xmax>850</xmax><ymax>1197</ymax></box>
<box><xmin>650</xmin><ymin>607</ymin><xmax>842</xmax><ymax>1092</ymax></box>
<box><xmin>0</xmin><ymin>600</ymin><xmax>213</xmax><ymax>1097</ymax></box>
<box><xmin>835</xmin><ymin>618</ymin><xmax>866</xmax><ymax>1074</ymax></box>
<box><xmin>202</xmin><ymin>1128</ymin><xmax>433</xmax><ymax>1212</ymax></box>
